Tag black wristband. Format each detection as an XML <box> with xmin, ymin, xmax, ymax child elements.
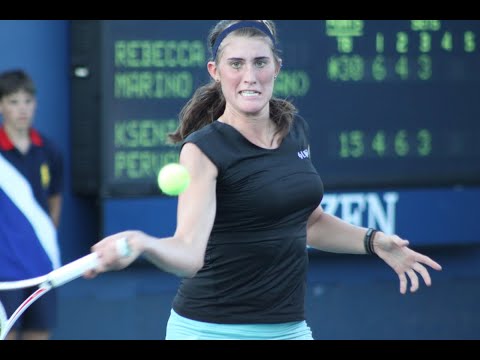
<box><xmin>364</xmin><ymin>228</ymin><xmax>377</xmax><ymax>255</ymax></box>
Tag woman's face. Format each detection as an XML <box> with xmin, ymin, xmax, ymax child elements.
<box><xmin>209</xmin><ymin>35</ymin><xmax>278</xmax><ymax>117</ymax></box>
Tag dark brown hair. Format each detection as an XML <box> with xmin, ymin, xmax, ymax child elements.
<box><xmin>168</xmin><ymin>20</ymin><xmax>297</xmax><ymax>143</ymax></box>
<box><xmin>0</xmin><ymin>69</ymin><xmax>36</xmax><ymax>100</ymax></box>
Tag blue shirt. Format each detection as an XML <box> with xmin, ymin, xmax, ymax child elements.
<box><xmin>0</xmin><ymin>126</ymin><xmax>63</xmax><ymax>280</ymax></box>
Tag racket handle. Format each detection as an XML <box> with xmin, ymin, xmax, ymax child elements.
<box><xmin>47</xmin><ymin>253</ymin><xmax>99</xmax><ymax>287</ymax></box>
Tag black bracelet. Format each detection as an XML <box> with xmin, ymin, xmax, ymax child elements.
<box><xmin>363</xmin><ymin>228</ymin><xmax>377</xmax><ymax>255</ymax></box>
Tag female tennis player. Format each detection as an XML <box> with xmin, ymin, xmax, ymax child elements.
<box><xmin>84</xmin><ymin>20</ymin><xmax>442</xmax><ymax>340</ymax></box>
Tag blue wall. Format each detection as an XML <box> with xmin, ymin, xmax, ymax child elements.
<box><xmin>1</xmin><ymin>20</ymin><xmax>479</xmax><ymax>340</ymax></box>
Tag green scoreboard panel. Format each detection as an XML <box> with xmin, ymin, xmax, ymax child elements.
<box><xmin>71</xmin><ymin>20</ymin><xmax>480</xmax><ymax>197</ymax></box>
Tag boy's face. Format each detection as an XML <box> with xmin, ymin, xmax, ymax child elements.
<box><xmin>0</xmin><ymin>90</ymin><xmax>36</xmax><ymax>132</ymax></box>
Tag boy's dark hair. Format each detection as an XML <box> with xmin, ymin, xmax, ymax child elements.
<box><xmin>0</xmin><ymin>69</ymin><xmax>36</xmax><ymax>100</ymax></box>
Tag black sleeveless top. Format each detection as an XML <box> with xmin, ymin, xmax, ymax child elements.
<box><xmin>172</xmin><ymin>116</ymin><xmax>324</xmax><ymax>323</ymax></box>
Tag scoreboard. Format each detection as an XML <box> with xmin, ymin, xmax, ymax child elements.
<box><xmin>71</xmin><ymin>20</ymin><xmax>480</xmax><ymax>197</ymax></box>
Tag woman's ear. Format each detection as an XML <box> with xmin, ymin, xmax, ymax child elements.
<box><xmin>275</xmin><ymin>59</ymin><xmax>283</xmax><ymax>78</ymax></box>
<box><xmin>207</xmin><ymin>61</ymin><xmax>219</xmax><ymax>82</ymax></box>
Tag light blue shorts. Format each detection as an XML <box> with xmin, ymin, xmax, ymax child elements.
<box><xmin>165</xmin><ymin>308</ymin><xmax>314</xmax><ymax>340</ymax></box>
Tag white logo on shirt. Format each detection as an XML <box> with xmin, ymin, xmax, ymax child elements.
<box><xmin>297</xmin><ymin>148</ymin><xmax>310</xmax><ymax>159</ymax></box>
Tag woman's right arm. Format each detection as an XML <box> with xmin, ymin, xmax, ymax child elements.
<box><xmin>86</xmin><ymin>142</ymin><xmax>218</xmax><ymax>279</ymax></box>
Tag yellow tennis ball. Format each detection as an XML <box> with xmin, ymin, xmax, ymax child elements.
<box><xmin>157</xmin><ymin>163</ymin><xmax>190</xmax><ymax>196</ymax></box>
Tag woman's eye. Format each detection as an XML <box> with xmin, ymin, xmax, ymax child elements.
<box><xmin>231</xmin><ymin>62</ymin><xmax>241</xmax><ymax>69</ymax></box>
<box><xmin>255</xmin><ymin>60</ymin><xmax>266</xmax><ymax>67</ymax></box>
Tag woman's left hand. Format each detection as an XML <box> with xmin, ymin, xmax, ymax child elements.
<box><xmin>373</xmin><ymin>233</ymin><xmax>442</xmax><ymax>294</ymax></box>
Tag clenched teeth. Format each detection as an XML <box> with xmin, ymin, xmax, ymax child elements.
<box><xmin>240</xmin><ymin>91</ymin><xmax>260</xmax><ymax>96</ymax></box>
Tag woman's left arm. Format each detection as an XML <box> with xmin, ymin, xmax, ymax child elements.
<box><xmin>307</xmin><ymin>206</ymin><xmax>442</xmax><ymax>294</ymax></box>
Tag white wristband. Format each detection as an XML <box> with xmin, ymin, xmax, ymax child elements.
<box><xmin>115</xmin><ymin>237</ymin><xmax>132</xmax><ymax>258</ymax></box>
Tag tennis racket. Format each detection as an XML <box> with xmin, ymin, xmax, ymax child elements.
<box><xmin>0</xmin><ymin>252</ymin><xmax>99</xmax><ymax>340</ymax></box>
